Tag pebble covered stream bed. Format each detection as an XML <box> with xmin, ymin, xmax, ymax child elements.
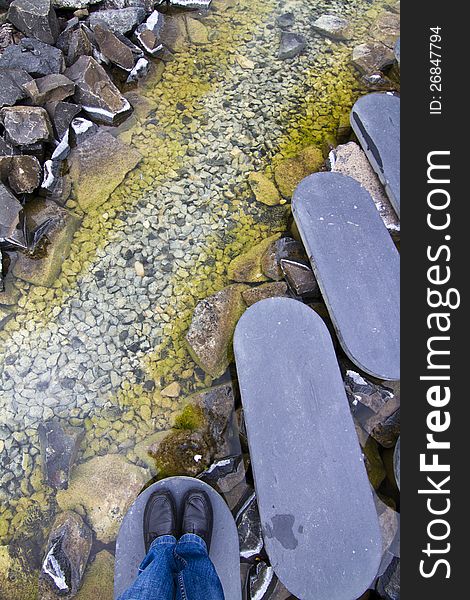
<box><xmin>0</xmin><ymin>0</ymin><xmax>400</xmax><ymax>598</ymax></box>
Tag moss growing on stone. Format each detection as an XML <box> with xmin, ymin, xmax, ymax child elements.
<box><xmin>174</xmin><ymin>404</ymin><xmax>206</xmax><ymax>431</ymax></box>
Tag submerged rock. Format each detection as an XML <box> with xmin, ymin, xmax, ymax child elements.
<box><xmin>0</xmin><ymin>181</ymin><xmax>21</xmax><ymax>240</ymax></box>
<box><xmin>247</xmin><ymin>171</ymin><xmax>281</xmax><ymax>206</ymax></box>
<box><xmin>331</xmin><ymin>142</ymin><xmax>399</xmax><ymax>233</ymax></box>
<box><xmin>352</xmin><ymin>42</ymin><xmax>395</xmax><ymax>75</ymax></box>
<box><xmin>7</xmin><ymin>155</ymin><xmax>42</xmax><ymax>194</ymax></box>
<box><xmin>185</xmin><ymin>284</ymin><xmax>247</xmax><ymax>378</ymax></box>
<box><xmin>7</xmin><ymin>0</ymin><xmax>59</xmax><ymax>45</ymax></box>
<box><xmin>38</xmin><ymin>510</ymin><xmax>92</xmax><ymax>599</ymax></box>
<box><xmin>276</xmin><ymin>12</ymin><xmax>295</xmax><ymax>29</ymax></box>
<box><xmin>74</xmin><ymin>550</ymin><xmax>114</xmax><ymax>600</ymax></box>
<box><xmin>227</xmin><ymin>234</ymin><xmax>281</xmax><ymax>283</ymax></box>
<box><xmin>56</xmin><ymin>454</ymin><xmax>147</xmax><ymax>543</ymax></box>
<box><xmin>13</xmin><ymin>200</ymin><xmax>81</xmax><ymax>286</ymax></box>
<box><xmin>152</xmin><ymin>430</ymin><xmax>213</xmax><ymax>478</ymax></box>
<box><xmin>312</xmin><ymin>14</ymin><xmax>351</xmax><ymax>40</ymax></box>
<box><xmin>371</xmin><ymin>12</ymin><xmax>400</xmax><ymax>48</ymax></box>
<box><xmin>89</xmin><ymin>7</ymin><xmax>146</xmax><ymax>36</ymax></box>
<box><xmin>236</xmin><ymin>491</ymin><xmax>263</xmax><ymax>560</ymax></box>
<box><xmin>0</xmin><ymin>68</ymin><xmax>32</xmax><ymax>108</ymax></box>
<box><xmin>278</xmin><ymin>31</ymin><xmax>306</xmax><ymax>60</ymax></box>
<box><xmin>23</xmin><ymin>74</ymin><xmax>75</xmax><ymax>106</ymax></box>
<box><xmin>0</xmin><ymin>37</ymin><xmax>65</xmax><ymax>76</ymax></box>
<box><xmin>67</xmin><ymin>130</ymin><xmax>142</xmax><ymax>210</ymax></box>
<box><xmin>65</xmin><ymin>56</ymin><xmax>132</xmax><ymax>126</ymax></box>
<box><xmin>38</xmin><ymin>420</ymin><xmax>84</xmax><ymax>490</ymax></box>
<box><xmin>274</xmin><ymin>145</ymin><xmax>323</xmax><ymax>198</ymax></box>
<box><xmin>185</xmin><ymin>16</ymin><xmax>209</xmax><ymax>45</ymax></box>
<box><xmin>0</xmin><ymin>106</ymin><xmax>53</xmax><ymax>147</ymax></box>
<box><xmin>241</xmin><ymin>281</ymin><xmax>289</xmax><ymax>307</ymax></box>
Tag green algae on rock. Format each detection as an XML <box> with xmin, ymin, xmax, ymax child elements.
<box><xmin>227</xmin><ymin>233</ymin><xmax>281</xmax><ymax>283</ymax></box>
<box><xmin>247</xmin><ymin>171</ymin><xmax>281</xmax><ymax>206</ymax></box>
<box><xmin>75</xmin><ymin>550</ymin><xmax>115</xmax><ymax>600</ymax></box>
<box><xmin>68</xmin><ymin>130</ymin><xmax>142</xmax><ymax>211</ymax></box>
<box><xmin>241</xmin><ymin>281</ymin><xmax>290</xmax><ymax>307</ymax></box>
<box><xmin>56</xmin><ymin>454</ymin><xmax>147</xmax><ymax>543</ymax></box>
<box><xmin>274</xmin><ymin>146</ymin><xmax>324</xmax><ymax>198</ymax></box>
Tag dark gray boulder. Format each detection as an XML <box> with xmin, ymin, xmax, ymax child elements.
<box><xmin>23</xmin><ymin>74</ymin><xmax>75</xmax><ymax>105</ymax></box>
<box><xmin>280</xmin><ymin>258</ymin><xmax>320</xmax><ymax>298</ymax></box>
<box><xmin>376</xmin><ymin>557</ymin><xmax>400</xmax><ymax>600</ymax></box>
<box><xmin>65</xmin><ymin>56</ymin><xmax>132</xmax><ymax>125</ymax></box>
<box><xmin>0</xmin><ymin>105</ymin><xmax>53</xmax><ymax>147</ymax></box>
<box><xmin>0</xmin><ymin>37</ymin><xmax>65</xmax><ymax>76</ymax></box>
<box><xmin>45</xmin><ymin>101</ymin><xmax>81</xmax><ymax>140</ymax></box>
<box><xmin>134</xmin><ymin>10</ymin><xmax>165</xmax><ymax>56</ymax></box>
<box><xmin>0</xmin><ymin>69</ymin><xmax>32</xmax><ymax>108</ymax></box>
<box><xmin>278</xmin><ymin>31</ymin><xmax>306</xmax><ymax>59</ymax></box>
<box><xmin>56</xmin><ymin>21</ymin><xmax>94</xmax><ymax>67</ymax></box>
<box><xmin>276</xmin><ymin>13</ymin><xmax>295</xmax><ymax>29</ymax></box>
<box><xmin>0</xmin><ymin>181</ymin><xmax>21</xmax><ymax>240</ymax></box>
<box><xmin>38</xmin><ymin>420</ymin><xmax>84</xmax><ymax>490</ymax></box>
<box><xmin>94</xmin><ymin>22</ymin><xmax>137</xmax><ymax>71</ymax></box>
<box><xmin>89</xmin><ymin>7</ymin><xmax>146</xmax><ymax>36</ymax></box>
<box><xmin>38</xmin><ymin>510</ymin><xmax>92</xmax><ymax>598</ymax></box>
<box><xmin>7</xmin><ymin>155</ymin><xmax>42</xmax><ymax>194</ymax></box>
<box><xmin>236</xmin><ymin>491</ymin><xmax>264</xmax><ymax>561</ymax></box>
<box><xmin>7</xmin><ymin>0</ymin><xmax>59</xmax><ymax>45</ymax></box>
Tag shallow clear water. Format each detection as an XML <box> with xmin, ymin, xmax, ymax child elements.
<box><xmin>0</xmin><ymin>0</ymin><xmax>397</xmax><ymax>597</ymax></box>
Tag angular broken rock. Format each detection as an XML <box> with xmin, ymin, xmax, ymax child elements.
<box><xmin>38</xmin><ymin>420</ymin><xmax>84</xmax><ymax>490</ymax></box>
<box><xmin>134</xmin><ymin>10</ymin><xmax>165</xmax><ymax>56</ymax></box>
<box><xmin>281</xmin><ymin>258</ymin><xmax>320</xmax><ymax>298</ymax></box>
<box><xmin>247</xmin><ymin>171</ymin><xmax>281</xmax><ymax>206</ymax></box>
<box><xmin>94</xmin><ymin>22</ymin><xmax>137</xmax><ymax>71</ymax></box>
<box><xmin>199</xmin><ymin>455</ymin><xmax>246</xmax><ymax>497</ymax></box>
<box><xmin>0</xmin><ymin>181</ymin><xmax>21</xmax><ymax>240</ymax></box>
<box><xmin>52</xmin><ymin>0</ymin><xmax>101</xmax><ymax>7</ymax></box>
<box><xmin>45</xmin><ymin>100</ymin><xmax>81</xmax><ymax>140</ymax></box>
<box><xmin>0</xmin><ymin>68</ymin><xmax>33</xmax><ymax>108</ymax></box>
<box><xmin>158</xmin><ymin>0</ymin><xmax>212</xmax><ymax>8</ymax></box>
<box><xmin>376</xmin><ymin>557</ymin><xmax>400</xmax><ymax>600</ymax></box>
<box><xmin>56</xmin><ymin>454</ymin><xmax>147</xmax><ymax>543</ymax></box>
<box><xmin>23</xmin><ymin>74</ymin><xmax>75</xmax><ymax>106</ymax></box>
<box><xmin>13</xmin><ymin>200</ymin><xmax>81</xmax><ymax>286</ymax></box>
<box><xmin>7</xmin><ymin>0</ymin><xmax>59</xmax><ymax>45</ymax></box>
<box><xmin>331</xmin><ymin>141</ymin><xmax>399</xmax><ymax>233</ymax></box>
<box><xmin>67</xmin><ymin>130</ymin><xmax>141</xmax><ymax>210</ymax></box>
<box><xmin>0</xmin><ymin>106</ymin><xmax>53</xmax><ymax>147</ymax></box>
<box><xmin>65</xmin><ymin>56</ymin><xmax>133</xmax><ymax>125</ymax></box>
<box><xmin>39</xmin><ymin>510</ymin><xmax>92</xmax><ymax>599</ymax></box>
<box><xmin>352</xmin><ymin>42</ymin><xmax>395</xmax><ymax>76</ymax></box>
<box><xmin>278</xmin><ymin>31</ymin><xmax>306</xmax><ymax>59</ymax></box>
<box><xmin>126</xmin><ymin>56</ymin><xmax>150</xmax><ymax>84</ymax></box>
<box><xmin>57</xmin><ymin>23</ymin><xmax>93</xmax><ymax>67</ymax></box>
<box><xmin>312</xmin><ymin>14</ymin><xmax>351</xmax><ymax>40</ymax></box>
<box><xmin>185</xmin><ymin>284</ymin><xmax>247</xmax><ymax>378</ymax></box>
<box><xmin>89</xmin><ymin>7</ymin><xmax>146</xmax><ymax>36</ymax></box>
<box><xmin>0</xmin><ymin>37</ymin><xmax>65</xmax><ymax>76</ymax></box>
<box><xmin>236</xmin><ymin>491</ymin><xmax>264</xmax><ymax>560</ymax></box>
<box><xmin>8</xmin><ymin>155</ymin><xmax>42</xmax><ymax>194</ymax></box>
<box><xmin>371</xmin><ymin>12</ymin><xmax>400</xmax><ymax>48</ymax></box>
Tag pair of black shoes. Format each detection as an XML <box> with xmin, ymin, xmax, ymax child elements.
<box><xmin>144</xmin><ymin>489</ymin><xmax>213</xmax><ymax>553</ymax></box>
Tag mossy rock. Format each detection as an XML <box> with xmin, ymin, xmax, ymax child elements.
<box><xmin>227</xmin><ymin>233</ymin><xmax>281</xmax><ymax>282</ymax></box>
<box><xmin>12</xmin><ymin>200</ymin><xmax>81</xmax><ymax>287</ymax></box>
<box><xmin>75</xmin><ymin>551</ymin><xmax>115</xmax><ymax>600</ymax></box>
<box><xmin>185</xmin><ymin>284</ymin><xmax>248</xmax><ymax>378</ymax></box>
<box><xmin>174</xmin><ymin>404</ymin><xmax>206</xmax><ymax>431</ymax></box>
<box><xmin>363</xmin><ymin>437</ymin><xmax>386</xmax><ymax>490</ymax></box>
<box><xmin>274</xmin><ymin>146</ymin><xmax>324</xmax><ymax>198</ymax></box>
<box><xmin>248</xmin><ymin>171</ymin><xmax>281</xmax><ymax>206</ymax></box>
<box><xmin>185</xmin><ymin>17</ymin><xmax>209</xmax><ymax>45</ymax></box>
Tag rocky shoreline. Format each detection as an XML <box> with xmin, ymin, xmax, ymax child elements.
<box><xmin>1</xmin><ymin>1</ymin><xmax>400</xmax><ymax>599</ymax></box>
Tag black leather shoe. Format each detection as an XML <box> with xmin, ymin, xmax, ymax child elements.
<box><xmin>181</xmin><ymin>489</ymin><xmax>213</xmax><ymax>550</ymax></box>
<box><xmin>143</xmin><ymin>491</ymin><xmax>178</xmax><ymax>553</ymax></box>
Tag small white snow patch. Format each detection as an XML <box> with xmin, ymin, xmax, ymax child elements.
<box><xmin>194</xmin><ymin>454</ymin><xmax>202</xmax><ymax>463</ymax></box>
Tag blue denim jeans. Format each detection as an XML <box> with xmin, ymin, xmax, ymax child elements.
<box><xmin>117</xmin><ymin>534</ymin><xmax>225</xmax><ymax>600</ymax></box>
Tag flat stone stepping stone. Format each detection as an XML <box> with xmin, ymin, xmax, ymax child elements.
<box><xmin>292</xmin><ymin>171</ymin><xmax>400</xmax><ymax>381</ymax></box>
<box><xmin>233</xmin><ymin>298</ymin><xmax>382</xmax><ymax>600</ymax></box>
<box><xmin>350</xmin><ymin>93</ymin><xmax>400</xmax><ymax>216</ymax></box>
<box><xmin>114</xmin><ymin>476</ymin><xmax>241</xmax><ymax>600</ymax></box>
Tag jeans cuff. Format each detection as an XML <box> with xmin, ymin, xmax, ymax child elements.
<box><xmin>149</xmin><ymin>534</ymin><xmax>177</xmax><ymax>549</ymax></box>
<box><xmin>178</xmin><ymin>533</ymin><xmax>208</xmax><ymax>552</ymax></box>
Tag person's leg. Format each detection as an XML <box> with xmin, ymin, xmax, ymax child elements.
<box><xmin>117</xmin><ymin>535</ymin><xmax>177</xmax><ymax>600</ymax></box>
<box><xmin>174</xmin><ymin>533</ymin><xmax>225</xmax><ymax>600</ymax></box>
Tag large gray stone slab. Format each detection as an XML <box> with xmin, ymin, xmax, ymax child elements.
<box><xmin>292</xmin><ymin>172</ymin><xmax>400</xmax><ymax>380</ymax></box>
<box><xmin>350</xmin><ymin>93</ymin><xmax>400</xmax><ymax>216</ymax></box>
<box><xmin>233</xmin><ymin>298</ymin><xmax>382</xmax><ymax>600</ymax></box>
<box><xmin>114</xmin><ymin>476</ymin><xmax>241</xmax><ymax>600</ymax></box>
